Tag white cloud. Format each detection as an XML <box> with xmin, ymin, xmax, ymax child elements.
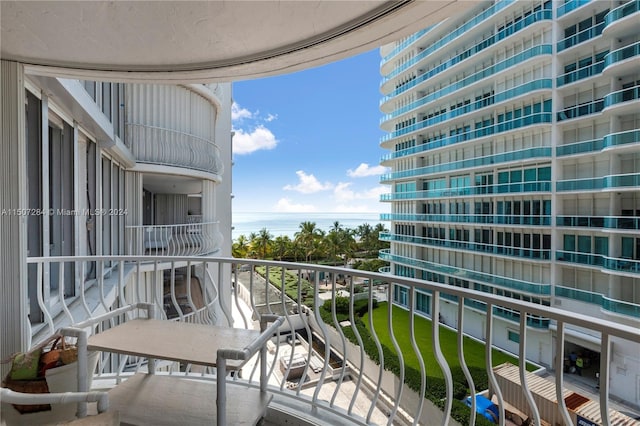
<box><xmin>347</xmin><ymin>163</ymin><xmax>389</xmax><ymax>178</ymax></box>
<box><xmin>233</xmin><ymin>125</ymin><xmax>278</xmax><ymax>155</ymax></box>
<box><xmin>333</xmin><ymin>182</ymin><xmax>386</xmax><ymax>202</ymax></box>
<box><xmin>265</xmin><ymin>113</ymin><xmax>278</xmax><ymax>122</ymax></box>
<box><xmin>231</xmin><ymin>102</ymin><xmax>254</xmax><ymax>122</ymax></box>
<box><xmin>273</xmin><ymin>198</ymin><xmax>318</xmax><ymax>213</ymax></box>
<box><xmin>283</xmin><ymin>170</ymin><xmax>333</xmax><ymax>194</ymax></box>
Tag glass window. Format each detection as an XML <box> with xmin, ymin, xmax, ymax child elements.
<box><xmin>524</xmin><ymin>168</ymin><xmax>537</xmax><ymax>182</ymax></box>
<box><xmin>538</xmin><ymin>167</ymin><xmax>551</xmax><ymax>180</ymax></box>
<box><xmin>511</xmin><ymin>170</ymin><xmax>522</xmax><ymax>183</ymax></box>
<box><xmin>621</xmin><ymin>237</ymin><xmax>634</xmax><ymax>258</ymax></box>
<box><xmin>594</xmin><ymin>237</ymin><xmax>608</xmax><ymax>256</ymax></box>
<box><xmin>563</xmin><ymin>234</ymin><xmax>576</xmax><ymax>251</ymax></box>
<box><xmin>578</xmin><ymin>235</ymin><xmax>591</xmax><ymax>253</ymax></box>
<box><xmin>508</xmin><ymin>330</ymin><xmax>520</xmax><ymax>343</ymax></box>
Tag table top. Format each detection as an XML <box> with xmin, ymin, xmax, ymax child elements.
<box><xmin>88</xmin><ymin>319</ymin><xmax>262</xmax><ymax>369</ymax></box>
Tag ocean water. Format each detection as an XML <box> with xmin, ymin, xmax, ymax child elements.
<box><xmin>232</xmin><ymin>212</ymin><xmax>387</xmax><ymax>241</ymax></box>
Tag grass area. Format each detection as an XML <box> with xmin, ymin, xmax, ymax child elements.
<box><xmin>255</xmin><ymin>266</ymin><xmax>315</xmax><ymax>307</ymax></box>
<box><xmin>363</xmin><ymin>302</ymin><xmax>536</xmax><ymax>380</ymax></box>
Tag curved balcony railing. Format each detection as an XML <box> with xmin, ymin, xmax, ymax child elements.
<box><xmin>556</xmin><ymin>129</ymin><xmax>640</xmax><ymax>156</ymax></box>
<box><xmin>125</xmin><ymin>123</ymin><xmax>224</xmax><ymax>175</ymax></box>
<box><xmin>381</xmin><ymin>212</ymin><xmax>551</xmax><ymax>226</ymax></box>
<box><xmin>604</xmin><ymin>0</ymin><xmax>640</xmax><ymax>28</ymax></box>
<box><xmin>381</xmin><ymin>182</ymin><xmax>551</xmax><ymax>201</ymax></box>
<box><xmin>23</xmin><ymin>255</ymin><xmax>640</xmax><ymax>426</ymax></box>
<box><xmin>380</xmin><ymin>28</ymin><xmax>432</xmax><ymax>67</ymax></box>
<box><xmin>557</xmin><ymin>215</ymin><xmax>640</xmax><ymax>230</ymax></box>
<box><xmin>382</xmin><ymin>48</ymin><xmax>552</xmax><ymax>122</ymax></box>
<box><xmin>381</xmin><ymin>0</ymin><xmax>516</xmax><ymax>68</ymax></box>
<box><xmin>556</xmin><ymin>59</ymin><xmax>605</xmax><ymax>86</ymax></box>
<box><xmin>557</xmin><ymin>250</ymin><xmax>640</xmax><ymax>274</ymax></box>
<box><xmin>380</xmin><ymin>5</ymin><xmax>549</xmax><ymax>87</ymax></box>
<box><xmin>604</xmin><ymin>41</ymin><xmax>640</xmax><ymax>69</ymax></box>
<box><xmin>557</xmin><ymin>21</ymin><xmax>605</xmax><ymax>52</ymax></box>
<box><xmin>557</xmin><ymin>173</ymin><xmax>640</xmax><ymax>191</ymax></box>
<box><xmin>125</xmin><ymin>221</ymin><xmax>222</xmax><ymax>256</ymax></box>
<box><xmin>381</xmin><ymin>78</ymin><xmax>551</xmax><ymax>128</ymax></box>
<box><xmin>603</xmin><ymin>84</ymin><xmax>640</xmax><ymax>109</ymax></box>
<box><xmin>557</xmin><ymin>0</ymin><xmax>591</xmax><ymax>17</ymax></box>
<box><xmin>381</xmin><ymin>232</ymin><xmax>551</xmax><ymax>261</ymax></box>
<box><xmin>380</xmin><ymin>147</ymin><xmax>551</xmax><ymax>183</ymax></box>
<box><xmin>557</xmin><ymin>99</ymin><xmax>604</xmax><ymax>121</ymax></box>
<box><xmin>556</xmin><ymin>286</ymin><xmax>640</xmax><ymax>319</ymax></box>
<box><xmin>381</xmin><ymin>108</ymin><xmax>552</xmax><ymax>144</ymax></box>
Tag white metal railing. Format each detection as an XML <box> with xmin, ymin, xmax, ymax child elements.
<box><xmin>125</xmin><ymin>123</ymin><xmax>224</xmax><ymax>175</ymax></box>
<box><xmin>125</xmin><ymin>221</ymin><xmax>222</xmax><ymax>256</ymax></box>
<box><xmin>22</xmin><ymin>256</ymin><xmax>640</xmax><ymax>426</ymax></box>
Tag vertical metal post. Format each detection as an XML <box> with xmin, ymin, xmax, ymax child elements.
<box><xmin>217</xmin><ymin>356</ymin><xmax>227</xmax><ymax>426</ymax></box>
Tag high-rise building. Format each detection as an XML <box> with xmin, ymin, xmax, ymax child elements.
<box><xmin>379</xmin><ymin>0</ymin><xmax>639</xmax><ymax>404</ymax></box>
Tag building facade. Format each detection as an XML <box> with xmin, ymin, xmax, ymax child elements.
<box><xmin>1</xmin><ymin>62</ymin><xmax>233</xmax><ymax>364</ymax></box>
<box><xmin>379</xmin><ymin>0</ymin><xmax>639</xmax><ymax>405</ymax></box>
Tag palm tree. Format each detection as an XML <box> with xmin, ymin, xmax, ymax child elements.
<box><xmin>295</xmin><ymin>221</ymin><xmax>322</xmax><ymax>262</ymax></box>
<box><xmin>254</xmin><ymin>227</ymin><xmax>273</xmax><ymax>259</ymax></box>
<box><xmin>272</xmin><ymin>235</ymin><xmax>291</xmax><ymax>261</ymax></box>
<box><xmin>247</xmin><ymin>232</ymin><xmax>259</xmax><ymax>258</ymax></box>
<box><xmin>356</xmin><ymin>223</ymin><xmax>374</xmax><ymax>254</ymax></box>
<box><xmin>232</xmin><ymin>234</ymin><xmax>250</xmax><ymax>258</ymax></box>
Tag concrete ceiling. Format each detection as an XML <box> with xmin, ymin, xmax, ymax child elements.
<box><xmin>1</xmin><ymin>1</ymin><xmax>469</xmax><ymax>83</ymax></box>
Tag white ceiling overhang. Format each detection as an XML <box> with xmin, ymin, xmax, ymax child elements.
<box><xmin>1</xmin><ymin>1</ymin><xmax>471</xmax><ymax>83</ymax></box>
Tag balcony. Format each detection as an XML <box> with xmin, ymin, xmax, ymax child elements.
<box><xmin>125</xmin><ymin>123</ymin><xmax>224</xmax><ymax>176</ymax></box>
<box><xmin>603</xmin><ymin>84</ymin><xmax>640</xmax><ymax>114</ymax></box>
<box><xmin>380</xmin><ymin>6</ymin><xmax>550</xmax><ymax>91</ymax></box>
<box><xmin>557</xmin><ymin>215</ymin><xmax>640</xmax><ymax>230</ymax></box>
<box><xmin>125</xmin><ymin>221</ymin><xmax>223</xmax><ymax>256</ymax></box>
<box><xmin>603</xmin><ymin>0</ymin><xmax>640</xmax><ymax>38</ymax></box>
<box><xmin>557</xmin><ymin>173</ymin><xmax>640</xmax><ymax>192</ymax></box>
<box><xmin>556</xmin><ymin>0</ymin><xmax>591</xmax><ymax>18</ymax></box>
<box><xmin>17</xmin><ymin>255</ymin><xmax>640</xmax><ymax>426</ymax></box>
<box><xmin>379</xmin><ymin>44</ymin><xmax>552</xmax><ymax>112</ymax></box>
<box><xmin>381</xmin><ymin>212</ymin><xmax>552</xmax><ymax>226</ymax></box>
<box><xmin>603</xmin><ymin>41</ymin><xmax>640</xmax><ymax>76</ymax></box>
<box><xmin>380</xmin><ymin>147</ymin><xmax>551</xmax><ymax>183</ymax></box>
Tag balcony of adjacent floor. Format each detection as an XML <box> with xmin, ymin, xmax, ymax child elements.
<box><xmin>380</xmin><ymin>232</ymin><xmax>551</xmax><ymax>263</ymax></box>
<box><xmin>379</xmin><ymin>44</ymin><xmax>552</xmax><ymax>113</ymax></box>
<box><xmin>556</xmin><ymin>250</ymin><xmax>640</xmax><ymax>278</ymax></box>
<box><xmin>556</xmin><ymin>0</ymin><xmax>592</xmax><ymax>19</ymax></box>
<box><xmin>380</xmin><ymin>182</ymin><xmax>552</xmax><ymax>202</ymax></box>
<box><xmin>14</xmin><ymin>255</ymin><xmax>640</xmax><ymax>426</ymax></box>
<box><xmin>379</xmin><ymin>5</ymin><xmax>551</xmax><ymax>95</ymax></box>
<box><xmin>125</xmin><ymin>123</ymin><xmax>224</xmax><ymax>179</ymax></box>
<box><xmin>556</xmin><ymin>129</ymin><xmax>640</xmax><ymax>157</ymax></box>
<box><xmin>602</xmin><ymin>84</ymin><xmax>640</xmax><ymax>116</ymax></box>
<box><xmin>602</xmin><ymin>0</ymin><xmax>640</xmax><ymax>39</ymax></box>
<box><xmin>603</xmin><ymin>41</ymin><xmax>640</xmax><ymax>77</ymax></box>
<box><xmin>555</xmin><ymin>285</ymin><xmax>640</xmax><ymax>323</ymax></box>
<box><xmin>556</xmin><ymin>173</ymin><xmax>640</xmax><ymax>193</ymax></box>
<box><xmin>379</xmin><ymin>147</ymin><xmax>551</xmax><ymax>183</ymax></box>
<box><xmin>557</xmin><ymin>215</ymin><xmax>640</xmax><ymax>232</ymax></box>
<box><xmin>380</xmin><ymin>212</ymin><xmax>552</xmax><ymax>227</ymax></box>
<box><xmin>125</xmin><ymin>219</ymin><xmax>223</xmax><ymax>257</ymax></box>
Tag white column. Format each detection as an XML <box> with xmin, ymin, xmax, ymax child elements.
<box><xmin>41</xmin><ymin>93</ymin><xmax>51</xmax><ymax>303</ymax></box>
<box><xmin>1</xmin><ymin>60</ymin><xmax>29</xmax><ymax>370</ymax></box>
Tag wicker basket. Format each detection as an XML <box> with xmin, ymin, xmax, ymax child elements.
<box><xmin>2</xmin><ymin>376</ymin><xmax>51</xmax><ymax>413</ymax></box>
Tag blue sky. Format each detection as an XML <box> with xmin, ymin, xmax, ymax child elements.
<box><xmin>231</xmin><ymin>48</ymin><xmax>390</xmax><ymax>214</ymax></box>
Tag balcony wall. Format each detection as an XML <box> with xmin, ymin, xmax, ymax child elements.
<box><xmin>125</xmin><ymin>84</ymin><xmax>223</xmax><ymax>176</ymax></box>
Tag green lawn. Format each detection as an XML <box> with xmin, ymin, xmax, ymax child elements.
<box><xmin>363</xmin><ymin>302</ymin><xmax>535</xmax><ymax>381</ymax></box>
